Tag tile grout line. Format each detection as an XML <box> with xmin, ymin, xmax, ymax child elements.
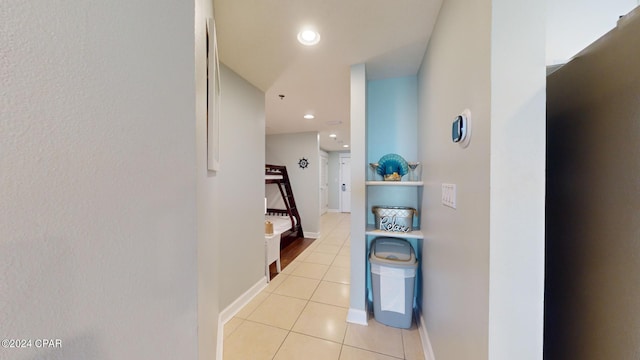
<box><xmin>228</xmin><ymin>214</ymin><xmax>364</xmax><ymax>359</ymax></box>
<box><xmin>270</xmin><ymin>329</ymin><xmax>291</xmax><ymax>360</ymax></box>
<box><xmin>401</xmin><ymin>327</ymin><xmax>406</xmax><ymax>359</ymax></box>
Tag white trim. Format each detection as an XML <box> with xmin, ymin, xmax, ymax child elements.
<box><xmin>218</xmin><ymin>276</ymin><xmax>267</xmax><ymax>324</ymax></box>
<box><xmin>328</xmin><ymin>208</ymin><xmax>340</xmax><ymax>213</ymax></box>
<box><xmin>303</xmin><ymin>231</ymin><xmax>320</xmax><ymax>239</ymax></box>
<box><xmin>216</xmin><ymin>318</ymin><xmax>223</xmax><ymax>360</ymax></box>
<box><xmin>216</xmin><ymin>276</ymin><xmax>268</xmax><ymax>359</ymax></box>
<box><xmin>347</xmin><ymin>308</ymin><xmax>369</xmax><ymax>325</ymax></box>
<box><xmin>415</xmin><ymin>309</ymin><xmax>436</xmax><ymax>360</ymax></box>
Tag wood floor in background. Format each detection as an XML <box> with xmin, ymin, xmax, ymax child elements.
<box><xmin>268</xmin><ymin>237</ymin><xmax>315</xmax><ymax>280</ymax></box>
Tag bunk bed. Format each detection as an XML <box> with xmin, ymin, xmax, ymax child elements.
<box><xmin>265</xmin><ymin>164</ymin><xmax>304</xmax><ymax>248</ymax></box>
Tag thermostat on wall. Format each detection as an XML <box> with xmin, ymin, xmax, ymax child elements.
<box><xmin>451</xmin><ymin>109</ymin><xmax>472</xmax><ymax>148</ymax></box>
<box><xmin>452</xmin><ymin>115</ymin><xmax>466</xmax><ymax>142</ymax></box>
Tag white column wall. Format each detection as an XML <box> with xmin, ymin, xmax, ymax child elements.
<box><xmin>347</xmin><ymin>63</ymin><xmax>368</xmax><ymax>325</ymax></box>
<box><xmin>489</xmin><ymin>1</ymin><xmax>546</xmax><ymax>359</ymax></box>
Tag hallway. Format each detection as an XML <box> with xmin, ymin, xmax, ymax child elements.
<box><xmin>222</xmin><ymin>213</ymin><xmax>424</xmax><ymax>359</ymax></box>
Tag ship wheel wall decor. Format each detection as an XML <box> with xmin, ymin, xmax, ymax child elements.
<box><xmin>298</xmin><ymin>158</ymin><xmax>309</xmax><ymax>169</ymax></box>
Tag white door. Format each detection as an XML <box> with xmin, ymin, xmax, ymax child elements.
<box><xmin>340</xmin><ymin>156</ymin><xmax>351</xmax><ymax>213</ymax></box>
<box><xmin>320</xmin><ymin>153</ymin><xmax>329</xmax><ymax>215</ymax></box>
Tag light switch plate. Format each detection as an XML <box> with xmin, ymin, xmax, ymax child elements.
<box><xmin>442</xmin><ymin>183</ymin><xmax>456</xmax><ymax>209</ymax></box>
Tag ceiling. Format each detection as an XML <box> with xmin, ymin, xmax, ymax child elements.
<box><xmin>546</xmin><ymin>0</ymin><xmax>638</xmax><ymax>65</ymax></box>
<box><xmin>214</xmin><ymin>0</ymin><xmax>443</xmax><ymax>152</ymax></box>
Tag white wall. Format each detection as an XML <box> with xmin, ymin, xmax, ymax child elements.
<box><xmin>417</xmin><ymin>0</ymin><xmax>491</xmax><ymax>357</ymax></box>
<box><xmin>266</xmin><ymin>132</ymin><xmax>321</xmax><ymax>237</ymax></box>
<box><xmin>217</xmin><ymin>64</ymin><xmax>266</xmax><ymax>309</ymax></box>
<box><xmin>417</xmin><ymin>0</ymin><xmax>545</xmax><ymax>358</ymax></box>
<box><xmin>196</xmin><ymin>10</ymin><xmax>266</xmax><ymax>359</ymax></box>
<box><xmin>1</xmin><ymin>1</ymin><xmax>198</xmax><ymax>359</ymax></box>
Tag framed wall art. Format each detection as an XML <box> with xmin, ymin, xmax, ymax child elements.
<box><xmin>206</xmin><ymin>17</ymin><xmax>221</xmax><ymax>171</ymax></box>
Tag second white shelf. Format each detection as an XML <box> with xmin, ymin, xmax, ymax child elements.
<box><xmin>365</xmin><ymin>225</ymin><xmax>424</xmax><ymax>239</ymax></box>
<box><xmin>366</xmin><ymin>180</ymin><xmax>423</xmax><ymax>186</ymax></box>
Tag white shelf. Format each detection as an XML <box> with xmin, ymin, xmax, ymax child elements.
<box><xmin>365</xmin><ymin>225</ymin><xmax>424</xmax><ymax>239</ymax></box>
<box><xmin>366</xmin><ymin>181</ymin><xmax>423</xmax><ymax>186</ymax></box>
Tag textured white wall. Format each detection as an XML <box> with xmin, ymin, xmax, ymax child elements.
<box><xmin>0</xmin><ymin>1</ymin><xmax>197</xmax><ymax>359</ymax></box>
<box><xmin>266</xmin><ymin>132</ymin><xmax>321</xmax><ymax>236</ymax></box>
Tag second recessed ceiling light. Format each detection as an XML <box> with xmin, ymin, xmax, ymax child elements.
<box><xmin>297</xmin><ymin>29</ymin><xmax>320</xmax><ymax>46</ymax></box>
<box><xmin>304</xmin><ymin>114</ymin><xmax>315</xmax><ymax>120</ymax></box>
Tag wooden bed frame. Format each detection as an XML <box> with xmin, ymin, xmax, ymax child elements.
<box><xmin>265</xmin><ymin>164</ymin><xmax>304</xmax><ymax>248</ymax></box>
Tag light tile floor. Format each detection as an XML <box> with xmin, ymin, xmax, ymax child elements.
<box><xmin>223</xmin><ymin>212</ymin><xmax>425</xmax><ymax>360</ymax></box>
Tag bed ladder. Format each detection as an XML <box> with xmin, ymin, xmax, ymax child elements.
<box><xmin>275</xmin><ymin>167</ymin><xmax>303</xmax><ymax>237</ymax></box>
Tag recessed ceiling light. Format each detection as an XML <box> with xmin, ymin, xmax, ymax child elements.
<box><xmin>329</xmin><ymin>133</ymin><xmax>337</xmax><ymax>138</ymax></box>
<box><xmin>343</xmin><ymin>144</ymin><xmax>350</xmax><ymax>148</ymax></box>
<box><xmin>303</xmin><ymin>114</ymin><xmax>315</xmax><ymax>120</ymax></box>
<box><xmin>297</xmin><ymin>29</ymin><xmax>320</xmax><ymax>46</ymax></box>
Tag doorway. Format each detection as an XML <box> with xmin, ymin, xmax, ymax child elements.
<box><xmin>339</xmin><ymin>153</ymin><xmax>351</xmax><ymax>213</ymax></box>
<box><xmin>320</xmin><ymin>152</ymin><xmax>329</xmax><ymax>215</ymax></box>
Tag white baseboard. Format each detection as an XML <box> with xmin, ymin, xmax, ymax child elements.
<box><xmin>327</xmin><ymin>209</ymin><xmax>340</xmax><ymax>213</ymax></box>
<box><xmin>218</xmin><ymin>276</ymin><xmax>267</xmax><ymax>324</ymax></box>
<box><xmin>216</xmin><ymin>321</ymin><xmax>223</xmax><ymax>360</ymax></box>
<box><xmin>216</xmin><ymin>276</ymin><xmax>268</xmax><ymax>360</ymax></box>
<box><xmin>415</xmin><ymin>309</ymin><xmax>436</xmax><ymax>360</ymax></box>
<box><xmin>304</xmin><ymin>231</ymin><xmax>320</xmax><ymax>239</ymax></box>
<box><xmin>347</xmin><ymin>307</ymin><xmax>369</xmax><ymax>326</ymax></box>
